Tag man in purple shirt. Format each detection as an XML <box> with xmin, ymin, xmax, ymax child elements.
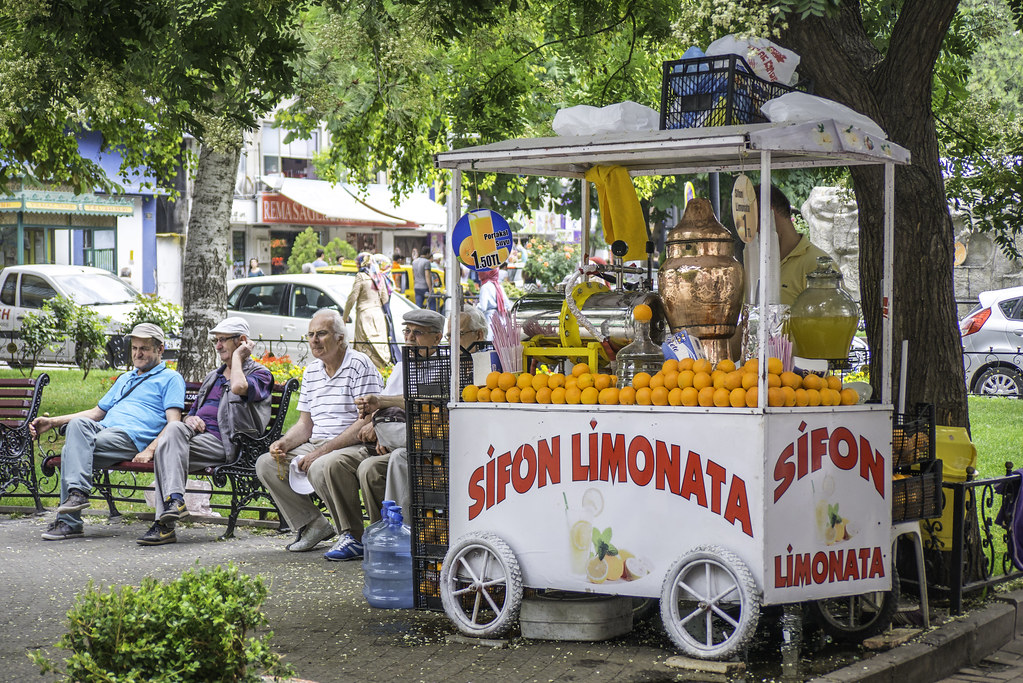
<box><xmin>140</xmin><ymin>317</ymin><xmax>274</xmax><ymax>545</ymax></box>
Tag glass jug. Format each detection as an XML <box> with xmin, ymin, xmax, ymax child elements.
<box><xmin>787</xmin><ymin>256</ymin><xmax>859</xmax><ymax>361</ymax></box>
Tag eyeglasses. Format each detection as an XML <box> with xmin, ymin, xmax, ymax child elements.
<box><xmin>403</xmin><ymin>328</ymin><xmax>431</xmax><ymax>339</ymax></box>
<box><xmin>210</xmin><ymin>335</ymin><xmax>240</xmax><ymax>346</ymax></box>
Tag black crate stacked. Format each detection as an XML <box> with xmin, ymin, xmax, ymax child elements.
<box><xmin>892</xmin><ymin>403</ymin><xmax>942</xmax><ymax>522</ymax></box>
<box><xmin>403</xmin><ymin>344</ymin><xmax>481</xmax><ymax>610</ymax></box>
<box><xmin>659</xmin><ymin>55</ymin><xmax>803</xmax><ymax>130</ymax></box>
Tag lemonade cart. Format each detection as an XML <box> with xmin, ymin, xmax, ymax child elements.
<box><xmin>434</xmin><ymin>122</ymin><xmax>911</xmax><ymax>659</ymax></box>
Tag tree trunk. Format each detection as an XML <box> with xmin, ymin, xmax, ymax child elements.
<box><xmin>781</xmin><ymin>0</ymin><xmax>969</xmax><ymax>428</ymax></box>
<box><xmin>176</xmin><ymin>140</ymin><xmax>241</xmax><ymax>382</ymax></box>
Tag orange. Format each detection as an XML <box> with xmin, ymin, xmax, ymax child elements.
<box><xmin>462</xmin><ymin>385</ymin><xmax>479</xmax><ymax>402</ymax></box>
<box><xmin>536</xmin><ymin>387</ymin><xmax>552</xmax><ymax>404</ymax></box>
<box><xmin>681</xmin><ymin>386</ymin><xmax>699</xmax><ymax>406</ymax></box>
<box><xmin>767</xmin><ymin>357</ymin><xmax>784</xmax><ymax>375</ymax></box>
<box><xmin>713</xmin><ymin>387</ymin><xmax>731</xmax><ymax>407</ymax></box>
<box><xmin>711</xmin><ymin>369</ymin><xmax>726</xmax><ymax>389</ymax></box>
<box><xmin>633</xmin><ymin>372</ymin><xmax>652</xmax><ymax>389</ymax></box>
<box><xmin>780</xmin><ymin>371</ymin><xmax>801</xmax><ymax>390</ymax></box>
<box><xmin>744</xmin><ymin>358</ymin><xmax>759</xmax><ymax>374</ymax></box>
<box><xmin>649</xmin><ymin>372</ymin><xmax>666</xmax><ymax>390</ymax></box>
<box><xmin>594</xmin><ymin>374</ymin><xmax>612</xmax><ymax>391</ymax></box>
<box><xmin>498</xmin><ymin>372</ymin><xmax>517</xmax><ymax>391</ymax></box>
<box><xmin>651</xmin><ymin>386</ymin><xmax>669</xmax><ymax>406</ymax></box>
<box><xmin>678</xmin><ymin>370</ymin><xmax>696</xmax><ymax>388</ymax></box>
<box><xmin>698</xmin><ymin>386</ymin><xmax>716</xmax><ymax>407</ymax></box>
<box><xmin>662</xmin><ymin>358</ymin><xmax>679</xmax><ymax>374</ymax></box>
<box><xmin>486</xmin><ymin>371</ymin><xmax>501</xmax><ymax>390</ymax></box>
<box><xmin>490</xmin><ymin>387</ymin><xmax>506</xmax><ymax>403</ymax></box>
<box><xmin>576</xmin><ymin>373</ymin><xmax>595</xmax><ymax>389</ymax></box>
<box><xmin>477</xmin><ymin>387</ymin><xmax>492</xmax><ymax>402</ymax></box>
<box><xmin>531</xmin><ymin>373</ymin><xmax>549</xmax><ymax>391</ymax></box>
<box><xmin>506</xmin><ymin>386</ymin><xmax>521</xmax><ymax>403</ymax></box>
<box><xmin>598</xmin><ymin>387</ymin><xmax>620</xmax><ymax>405</ymax></box>
<box><xmin>608</xmin><ymin>375</ymin><xmax>618</xmax><ymax>387</ymax></box>
<box><xmin>551</xmin><ymin>387</ymin><xmax>567</xmax><ymax>404</ymax></box>
<box><xmin>516</xmin><ymin>372</ymin><xmax>534</xmax><ymax>390</ymax></box>
<box><xmin>716</xmin><ymin>359</ymin><xmax>736</xmax><ymax>373</ymax></box>
<box><xmin>636</xmin><ymin>387</ymin><xmax>653</xmax><ymax>405</ymax></box>
<box><xmin>565</xmin><ymin>375</ymin><xmax>578</xmax><ymax>391</ymax></box>
<box><xmin>677</xmin><ymin>357</ymin><xmax>695</xmax><ymax>372</ymax></box>
<box><xmin>781</xmin><ymin>385</ymin><xmax>796</xmax><ymax>407</ymax></box>
<box><xmin>826</xmin><ymin>375</ymin><xmax>843</xmax><ymax>391</ymax></box>
<box><xmin>692</xmin><ymin>358</ymin><xmax>712</xmax><ymax>374</ymax></box>
<box><xmin>693</xmin><ymin>372</ymin><xmax>712</xmax><ymax>391</ymax></box>
<box><xmin>565</xmin><ymin>386</ymin><xmax>582</xmax><ymax>404</ymax></box>
<box><xmin>580</xmin><ymin>386</ymin><xmax>599</xmax><ymax>404</ymax></box>
<box><xmin>633</xmin><ymin>303</ymin><xmax>653</xmax><ymax>321</ymax></box>
<box><xmin>822</xmin><ymin>388</ymin><xmax>840</xmax><ymax>406</ymax></box>
<box><xmin>667</xmin><ymin>387</ymin><xmax>683</xmax><ymax>406</ymax></box>
<box><xmin>548</xmin><ymin>373</ymin><xmax>566</xmax><ymax>389</ymax></box>
<box><xmin>794</xmin><ymin>388</ymin><xmax>809</xmax><ymax>407</ymax></box>
<box><xmin>741</xmin><ymin>371</ymin><xmax>758</xmax><ymax>390</ymax></box>
<box><xmin>724</xmin><ymin>370</ymin><xmax>744</xmax><ymax>391</ymax></box>
<box><xmin>572</xmin><ymin>363</ymin><xmax>590</xmax><ymax>377</ymax></box>
<box><xmin>840</xmin><ymin>388</ymin><xmax>859</xmax><ymax>405</ymax></box>
<box><xmin>767</xmin><ymin>387</ymin><xmax>785</xmax><ymax>407</ymax></box>
<box><xmin>745</xmin><ymin>386</ymin><xmax>758</xmax><ymax>408</ymax></box>
<box><xmin>729</xmin><ymin>387</ymin><xmax>746</xmax><ymax>408</ymax></box>
<box><xmin>768</xmin><ymin>373</ymin><xmax>781</xmax><ymax>388</ymax></box>
<box><xmin>618</xmin><ymin>386</ymin><xmax>636</xmax><ymax>405</ymax></box>
<box><xmin>663</xmin><ymin>371</ymin><xmax>679</xmax><ymax>390</ymax></box>
<box><xmin>520</xmin><ymin>386</ymin><xmax>537</xmax><ymax>403</ymax></box>
<box><xmin>805</xmin><ymin>388</ymin><xmax>822</xmax><ymax>407</ymax></box>
<box><xmin>802</xmin><ymin>373</ymin><xmax>823</xmax><ymax>391</ymax></box>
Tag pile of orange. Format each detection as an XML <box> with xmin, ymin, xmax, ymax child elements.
<box><xmin>460</xmin><ymin>358</ymin><xmax>859</xmax><ymax>407</ymax></box>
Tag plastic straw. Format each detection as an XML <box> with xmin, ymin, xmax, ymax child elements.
<box><xmin>491</xmin><ymin>310</ymin><xmax>522</xmax><ymax>374</ymax></box>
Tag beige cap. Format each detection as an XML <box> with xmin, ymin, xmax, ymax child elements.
<box><xmin>209</xmin><ymin>317</ymin><xmax>250</xmax><ymax>337</ymax></box>
<box><xmin>129</xmin><ymin>323</ymin><xmax>165</xmax><ymax>344</ymax></box>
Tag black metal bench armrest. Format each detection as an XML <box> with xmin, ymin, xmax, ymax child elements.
<box><xmin>212</xmin><ymin>377</ymin><xmax>299</xmax><ymax>478</ymax></box>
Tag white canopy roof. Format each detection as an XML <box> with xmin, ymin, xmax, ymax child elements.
<box><xmin>260</xmin><ymin>176</ymin><xmax>446</xmax><ymax>227</ymax></box>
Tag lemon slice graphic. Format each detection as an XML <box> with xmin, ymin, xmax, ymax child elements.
<box><xmin>582</xmin><ymin>488</ymin><xmax>603</xmax><ymax>517</ymax></box>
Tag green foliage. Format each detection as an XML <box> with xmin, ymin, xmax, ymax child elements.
<box><xmin>45</xmin><ymin>296</ymin><xmax>110</xmax><ymax>380</ymax></box>
<box><xmin>125</xmin><ymin>295</ymin><xmax>183</xmax><ymax>337</ymax></box>
<box><xmin>324</xmin><ymin>236</ymin><xmax>357</xmax><ymax>262</ymax></box>
<box><xmin>287</xmin><ymin>228</ymin><xmax>356</xmax><ymax>272</ymax></box>
<box><xmin>255</xmin><ymin>352</ymin><xmax>306</xmax><ymax>384</ymax></box>
<box><xmin>522</xmin><ymin>238</ymin><xmax>580</xmax><ymax>290</ymax></box>
<box><xmin>501</xmin><ymin>279</ymin><xmax>525</xmax><ymax>302</ymax></box>
<box><xmin>17</xmin><ymin>309</ymin><xmax>60</xmax><ymax>377</ymax></box>
<box><xmin>29</xmin><ymin>562</ymin><xmax>292</xmax><ymax>683</ymax></box>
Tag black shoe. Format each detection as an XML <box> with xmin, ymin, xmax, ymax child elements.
<box><xmin>57</xmin><ymin>489</ymin><xmax>90</xmax><ymax>514</ymax></box>
<box><xmin>41</xmin><ymin>520</ymin><xmax>84</xmax><ymax>541</ymax></box>
<box><xmin>137</xmin><ymin>521</ymin><xmax>177</xmax><ymax>546</ymax></box>
<box><xmin>160</xmin><ymin>496</ymin><xmax>188</xmax><ymax>523</ymax></box>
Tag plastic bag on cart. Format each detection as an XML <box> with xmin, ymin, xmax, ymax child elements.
<box><xmin>705</xmin><ymin>34</ymin><xmax>801</xmax><ymax>85</ymax></box>
<box><xmin>552</xmin><ymin>101</ymin><xmax>659</xmax><ymax>136</ymax></box>
<box><xmin>761</xmin><ymin>92</ymin><xmax>888</xmax><ymax>139</ymax></box>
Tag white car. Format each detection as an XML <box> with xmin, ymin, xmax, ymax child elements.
<box><xmin>0</xmin><ymin>264</ymin><xmax>148</xmax><ymax>367</ymax></box>
<box><xmin>226</xmin><ymin>273</ymin><xmax>419</xmax><ymax>364</ymax></box>
<box><xmin>960</xmin><ymin>286</ymin><xmax>1023</xmax><ymax>396</ymax></box>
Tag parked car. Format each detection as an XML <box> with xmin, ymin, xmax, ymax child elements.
<box><xmin>0</xmin><ymin>264</ymin><xmax>158</xmax><ymax>367</ymax></box>
<box><xmin>226</xmin><ymin>273</ymin><xmax>419</xmax><ymax>364</ymax></box>
<box><xmin>318</xmin><ymin>261</ymin><xmax>446</xmax><ymax>312</ymax></box>
<box><xmin>960</xmin><ymin>286</ymin><xmax>1023</xmax><ymax>397</ymax></box>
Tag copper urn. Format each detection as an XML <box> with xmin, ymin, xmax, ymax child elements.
<box><xmin>657</xmin><ymin>198</ymin><xmax>744</xmax><ymax>363</ymax></box>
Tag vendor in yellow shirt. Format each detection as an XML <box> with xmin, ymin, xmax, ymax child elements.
<box><xmin>772</xmin><ymin>186</ymin><xmax>831</xmax><ymax>305</ymax></box>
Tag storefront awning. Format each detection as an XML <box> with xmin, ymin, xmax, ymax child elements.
<box><xmin>342</xmin><ymin>183</ymin><xmax>447</xmax><ymax>228</ymax></box>
<box><xmin>0</xmin><ymin>189</ymin><xmax>134</xmax><ymax>216</ymax></box>
<box><xmin>260</xmin><ymin>176</ymin><xmax>445</xmax><ymax>228</ymax></box>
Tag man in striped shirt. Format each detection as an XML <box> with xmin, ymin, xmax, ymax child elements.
<box><xmin>256</xmin><ymin>309</ymin><xmax>383</xmax><ymax>558</ymax></box>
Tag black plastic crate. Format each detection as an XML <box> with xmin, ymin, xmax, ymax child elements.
<box><xmin>409</xmin><ymin>448</ymin><xmax>448</xmax><ymax>494</ymax></box>
<box><xmin>892</xmin><ymin>459</ymin><xmax>943</xmax><ymax>522</ymax></box>
<box><xmin>893</xmin><ymin>403</ymin><xmax>936</xmax><ymax>471</ymax></box>
<box><xmin>659</xmin><ymin>55</ymin><xmax>801</xmax><ymax>130</ymax></box>
<box><xmin>407</xmin><ymin>400</ymin><xmax>449</xmax><ymax>454</ymax></box>
<box><xmin>403</xmin><ymin>344</ymin><xmax>489</xmax><ymax>400</ymax></box>
<box><xmin>411</xmin><ymin>504</ymin><xmax>450</xmax><ymax>557</ymax></box>
<box><xmin>413</xmin><ymin>556</ymin><xmax>444</xmax><ymax>611</ymax></box>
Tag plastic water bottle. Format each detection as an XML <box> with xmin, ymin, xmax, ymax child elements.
<box><xmin>362</xmin><ymin>507</ymin><xmax>413</xmax><ymax>608</ymax></box>
<box><xmin>362</xmin><ymin>500</ymin><xmax>396</xmax><ymax>548</ymax></box>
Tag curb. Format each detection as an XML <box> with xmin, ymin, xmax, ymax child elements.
<box><xmin>809</xmin><ymin>589</ymin><xmax>1023</xmax><ymax>682</ymax></box>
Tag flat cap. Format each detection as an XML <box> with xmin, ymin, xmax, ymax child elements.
<box><xmin>403</xmin><ymin>309</ymin><xmax>446</xmax><ymax>333</ymax></box>
<box><xmin>129</xmin><ymin>323</ymin><xmax>165</xmax><ymax>344</ymax></box>
<box><xmin>209</xmin><ymin>316</ymin><xmax>250</xmax><ymax>337</ymax></box>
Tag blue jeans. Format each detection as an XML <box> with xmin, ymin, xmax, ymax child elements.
<box><xmin>414</xmin><ymin>288</ymin><xmax>428</xmax><ymax>308</ymax></box>
<box><xmin>58</xmin><ymin>417</ymin><xmax>138</xmax><ymax>530</ymax></box>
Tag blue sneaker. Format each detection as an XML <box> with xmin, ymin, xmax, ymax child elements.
<box><xmin>324</xmin><ymin>532</ymin><xmax>364</xmax><ymax>561</ymax></box>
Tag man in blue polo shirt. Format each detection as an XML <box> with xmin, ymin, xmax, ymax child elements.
<box><xmin>30</xmin><ymin>323</ymin><xmax>186</xmax><ymax>541</ymax></box>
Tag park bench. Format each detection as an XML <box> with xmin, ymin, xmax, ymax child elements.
<box><xmin>0</xmin><ymin>374</ymin><xmax>49</xmax><ymax>513</ymax></box>
<box><xmin>41</xmin><ymin>377</ymin><xmax>300</xmax><ymax>538</ymax></box>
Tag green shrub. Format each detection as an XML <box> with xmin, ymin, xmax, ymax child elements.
<box><xmin>522</xmin><ymin>238</ymin><xmax>579</xmax><ymax>290</ymax></box>
<box><xmin>124</xmin><ymin>294</ymin><xmax>183</xmax><ymax>337</ymax></box>
<box><xmin>18</xmin><ymin>307</ymin><xmax>61</xmax><ymax>375</ymax></box>
<box><xmin>47</xmin><ymin>296</ymin><xmax>109</xmax><ymax>379</ymax></box>
<box><xmin>30</xmin><ymin>563</ymin><xmax>292</xmax><ymax>683</ymax></box>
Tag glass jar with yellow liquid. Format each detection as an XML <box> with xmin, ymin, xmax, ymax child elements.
<box><xmin>788</xmin><ymin>256</ymin><xmax>859</xmax><ymax>361</ymax></box>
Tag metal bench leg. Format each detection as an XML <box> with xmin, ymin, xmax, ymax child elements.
<box><xmin>96</xmin><ymin>471</ymin><xmax>122</xmax><ymax>520</ymax></box>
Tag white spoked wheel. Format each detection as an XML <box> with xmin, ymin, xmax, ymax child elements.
<box><xmin>440</xmin><ymin>531</ymin><xmax>523</xmax><ymax>638</ymax></box>
<box><xmin>660</xmin><ymin>545</ymin><xmax>761</xmax><ymax>660</ymax></box>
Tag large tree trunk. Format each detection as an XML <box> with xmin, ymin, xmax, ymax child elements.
<box><xmin>176</xmin><ymin>141</ymin><xmax>241</xmax><ymax>382</ymax></box>
<box><xmin>781</xmin><ymin>0</ymin><xmax>969</xmax><ymax>428</ymax></box>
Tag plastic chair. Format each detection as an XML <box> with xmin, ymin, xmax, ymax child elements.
<box><xmin>892</xmin><ymin>520</ymin><xmax>929</xmax><ymax>628</ymax></box>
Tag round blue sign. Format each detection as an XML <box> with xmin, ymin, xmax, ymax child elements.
<box><xmin>453</xmin><ymin>209</ymin><xmax>513</xmax><ymax>271</ymax></box>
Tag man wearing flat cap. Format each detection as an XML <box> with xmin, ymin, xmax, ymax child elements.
<box><xmin>140</xmin><ymin>317</ymin><xmax>274</xmax><ymax>545</ymax></box>
<box><xmin>30</xmin><ymin>323</ymin><xmax>186</xmax><ymax>541</ymax></box>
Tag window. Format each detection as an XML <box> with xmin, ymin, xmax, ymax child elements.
<box><xmin>0</xmin><ymin>275</ymin><xmax>16</xmax><ymax>306</ymax></box>
<box><xmin>20</xmin><ymin>274</ymin><xmax>58</xmax><ymax>308</ymax></box>
<box><xmin>235</xmin><ymin>284</ymin><xmax>286</xmax><ymax>314</ymax></box>
<box><xmin>228</xmin><ymin>286</ymin><xmax>246</xmax><ymax>309</ymax></box>
<box><xmin>1000</xmin><ymin>297</ymin><xmax>1023</xmax><ymax>321</ymax></box>
<box><xmin>290</xmin><ymin>286</ymin><xmax>337</xmax><ymax>319</ymax></box>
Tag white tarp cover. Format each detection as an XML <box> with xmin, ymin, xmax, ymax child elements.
<box><xmin>261</xmin><ymin>176</ymin><xmax>445</xmax><ymax>227</ymax></box>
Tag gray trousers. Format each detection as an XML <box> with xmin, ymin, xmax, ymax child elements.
<box><xmin>357</xmin><ymin>448</ymin><xmax>410</xmax><ymax>522</ymax></box>
<box><xmin>59</xmin><ymin>417</ymin><xmax>138</xmax><ymax>530</ymax></box>
<box><xmin>255</xmin><ymin>441</ymin><xmax>373</xmax><ymax>541</ymax></box>
<box><xmin>153</xmin><ymin>421</ymin><xmax>227</xmax><ymax>516</ymax></box>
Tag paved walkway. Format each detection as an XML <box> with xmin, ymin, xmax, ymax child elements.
<box><xmin>938</xmin><ymin>637</ymin><xmax>1023</xmax><ymax>683</ymax></box>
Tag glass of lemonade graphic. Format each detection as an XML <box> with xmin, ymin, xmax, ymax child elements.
<box><xmin>566</xmin><ymin>507</ymin><xmax>593</xmax><ymax>575</ymax></box>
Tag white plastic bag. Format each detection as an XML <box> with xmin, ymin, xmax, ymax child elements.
<box><xmin>705</xmin><ymin>35</ymin><xmax>800</xmax><ymax>85</ymax></box>
<box><xmin>552</xmin><ymin>101</ymin><xmax>659</xmax><ymax>136</ymax></box>
<box><xmin>761</xmin><ymin>92</ymin><xmax>887</xmax><ymax>139</ymax></box>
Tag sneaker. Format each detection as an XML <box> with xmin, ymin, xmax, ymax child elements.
<box><xmin>56</xmin><ymin>489</ymin><xmax>90</xmax><ymax>514</ymax></box>
<box><xmin>160</xmin><ymin>496</ymin><xmax>189</xmax><ymax>523</ymax></box>
<box><xmin>41</xmin><ymin>520</ymin><xmax>84</xmax><ymax>541</ymax></box>
<box><xmin>324</xmin><ymin>532</ymin><xmax>364</xmax><ymax>561</ymax></box>
<box><xmin>285</xmin><ymin>516</ymin><xmax>335</xmax><ymax>552</ymax></box>
<box><xmin>137</xmin><ymin>521</ymin><xmax>177</xmax><ymax>546</ymax></box>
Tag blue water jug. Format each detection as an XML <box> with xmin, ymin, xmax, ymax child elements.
<box><xmin>362</xmin><ymin>507</ymin><xmax>413</xmax><ymax>609</ymax></box>
<box><xmin>362</xmin><ymin>500</ymin><xmax>396</xmax><ymax>548</ymax></box>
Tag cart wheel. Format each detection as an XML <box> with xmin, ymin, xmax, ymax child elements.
<box><xmin>660</xmin><ymin>545</ymin><xmax>761</xmax><ymax>660</ymax></box>
<box><xmin>440</xmin><ymin>531</ymin><xmax>523</xmax><ymax>638</ymax></box>
<box><xmin>808</xmin><ymin>570</ymin><xmax>899</xmax><ymax>642</ymax></box>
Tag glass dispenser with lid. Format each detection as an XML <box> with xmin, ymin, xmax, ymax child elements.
<box><xmin>787</xmin><ymin>256</ymin><xmax>859</xmax><ymax>361</ymax></box>
<box><xmin>615</xmin><ymin>304</ymin><xmax>664</xmax><ymax>388</ymax></box>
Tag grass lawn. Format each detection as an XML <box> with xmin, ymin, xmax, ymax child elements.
<box><xmin>969</xmin><ymin>395</ymin><xmax>1023</xmax><ymax>478</ymax></box>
